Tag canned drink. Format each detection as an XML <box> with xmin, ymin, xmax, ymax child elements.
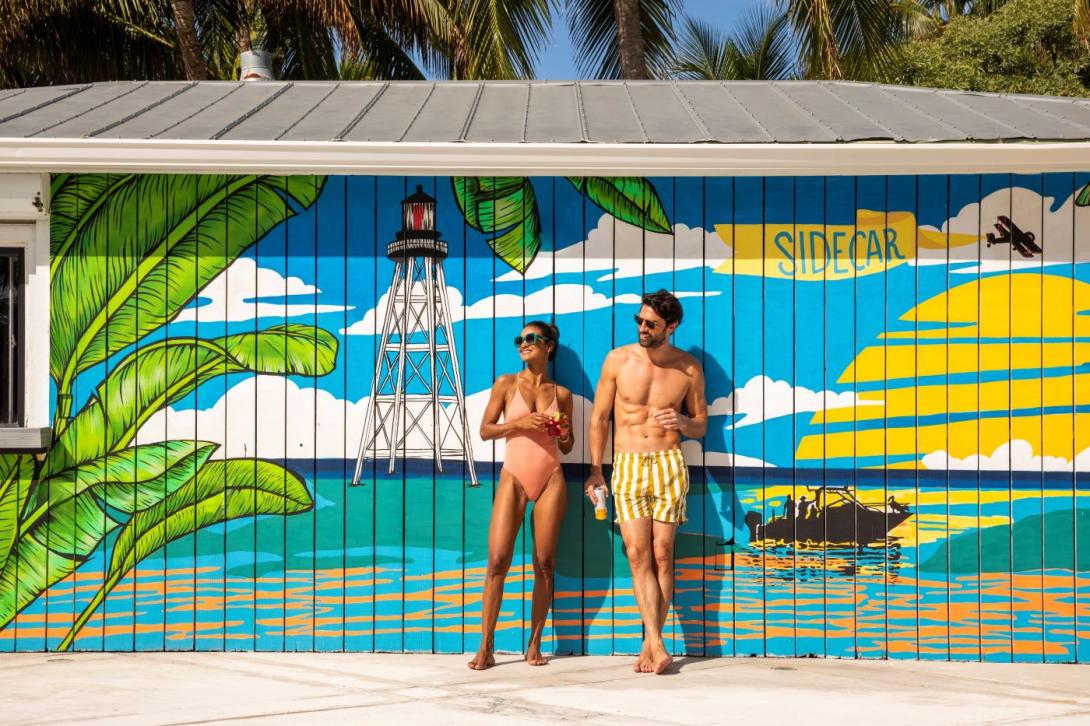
<box><xmin>593</xmin><ymin>486</ymin><xmax>608</xmax><ymax>520</ymax></box>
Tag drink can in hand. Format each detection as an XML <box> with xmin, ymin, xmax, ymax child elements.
<box><xmin>593</xmin><ymin>486</ymin><xmax>608</xmax><ymax>521</ymax></box>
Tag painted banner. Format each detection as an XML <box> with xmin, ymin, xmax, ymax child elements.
<box><xmin>3</xmin><ymin>172</ymin><xmax>1090</xmax><ymax>661</ymax></box>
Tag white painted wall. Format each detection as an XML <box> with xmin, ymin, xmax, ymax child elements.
<box><xmin>0</xmin><ymin>173</ymin><xmax>50</xmax><ymax>430</ymax></box>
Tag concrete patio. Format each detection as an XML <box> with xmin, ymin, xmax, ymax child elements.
<box><xmin>3</xmin><ymin>652</ymin><xmax>1089</xmax><ymax>725</ymax></box>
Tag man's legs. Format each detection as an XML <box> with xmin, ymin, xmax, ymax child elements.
<box><xmin>620</xmin><ymin>518</ymin><xmax>672</xmax><ymax>674</ymax></box>
<box><xmin>637</xmin><ymin>520</ymin><xmax>677</xmax><ymax>669</ymax></box>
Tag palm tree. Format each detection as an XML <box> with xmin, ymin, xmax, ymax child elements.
<box><xmin>673</xmin><ymin>5</ymin><xmax>795</xmax><ymax>81</ymax></box>
<box><xmin>612</xmin><ymin>0</ymin><xmax>649</xmax><ymax>79</ymax></box>
<box><xmin>781</xmin><ymin>0</ymin><xmax>928</xmax><ymax>80</ymax></box>
<box><xmin>566</xmin><ymin>0</ymin><xmax>678</xmax><ymax>79</ymax></box>
<box><xmin>0</xmin><ymin>0</ymin><xmax>552</xmax><ymax>87</ymax></box>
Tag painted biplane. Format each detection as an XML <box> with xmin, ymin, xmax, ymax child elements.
<box><xmin>986</xmin><ymin>215</ymin><xmax>1041</xmax><ymax>258</ymax></box>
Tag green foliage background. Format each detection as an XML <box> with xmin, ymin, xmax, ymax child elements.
<box><xmin>884</xmin><ymin>0</ymin><xmax>1090</xmax><ymax>96</ymax></box>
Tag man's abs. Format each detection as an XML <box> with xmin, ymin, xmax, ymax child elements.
<box><xmin>609</xmin><ymin>345</ymin><xmax>693</xmax><ymax>453</ymax></box>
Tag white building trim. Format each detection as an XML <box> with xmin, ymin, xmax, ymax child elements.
<box><xmin>0</xmin><ymin>174</ymin><xmax>51</xmax><ymax>444</ymax></box>
<box><xmin>0</xmin><ymin>139</ymin><xmax>1089</xmax><ymax>176</ymax></box>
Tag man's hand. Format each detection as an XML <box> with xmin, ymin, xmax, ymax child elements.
<box><xmin>585</xmin><ymin>468</ymin><xmax>608</xmax><ymax>503</ymax></box>
<box><xmin>652</xmin><ymin>407</ymin><xmax>689</xmax><ymax>432</ymax></box>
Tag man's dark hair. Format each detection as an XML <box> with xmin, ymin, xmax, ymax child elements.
<box><xmin>641</xmin><ymin>289</ymin><xmax>683</xmax><ymax>326</ymax></box>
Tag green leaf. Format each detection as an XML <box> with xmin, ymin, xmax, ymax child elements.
<box><xmin>44</xmin><ymin>325</ymin><xmax>337</xmax><ymax>477</ymax></box>
<box><xmin>0</xmin><ymin>441</ymin><xmax>214</xmax><ymax>629</ymax></box>
<box><xmin>33</xmin><ymin>441</ymin><xmax>217</xmax><ymax>521</ymax></box>
<box><xmin>49</xmin><ymin>174</ymin><xmax>326</xmax><ymax>404</ymax></box>
<box><xmin>1077</xmin><ymin>182</ymin><xmax>1090</xmax><ymax>207</ymax></box>
<box><xmin>57</xmin><ymin>459</ymin><xmax>313</xmax><ymax>651</ymax></box>
<box><xmin>452</xmin><ymin>176</ymin><xmax>542</xmax><ymax>273</ymax></box>
<box><xmin>568</xmin><ymin>177</ymin><xmax>671</xmax><ymax>233</ymax></box>
<box><xmin>0</xmin><ymin>455</ymin><xmax>34</xmax><ymax>573</ymax></box>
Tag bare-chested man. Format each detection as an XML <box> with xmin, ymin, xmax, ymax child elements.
<box><xmin>585</xmin><ymin>289</ymin><xmax>707</xmax><ymax>675</ymax></box>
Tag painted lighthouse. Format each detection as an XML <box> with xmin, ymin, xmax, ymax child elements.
<box><xmin>351</xmin><ymin>185</ymin><xmax>479</xmax><ymax>487</ymax></box>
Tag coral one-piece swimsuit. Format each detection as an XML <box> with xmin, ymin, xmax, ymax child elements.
<box><xmin>502</xmin><ymin>383</ymin><xmax>561</xmax><ymax>502</ymax></box>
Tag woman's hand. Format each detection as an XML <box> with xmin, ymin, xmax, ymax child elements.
<box><xmin>515</xmin><ymin>413</ymin><xmax>550</xmax><ymax>432</ymax></box>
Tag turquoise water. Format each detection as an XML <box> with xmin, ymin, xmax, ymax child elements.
<box><xmin>5</xmin><ymin>462</ymin><xmax>1090</xmax><ymax>661</ymax></box>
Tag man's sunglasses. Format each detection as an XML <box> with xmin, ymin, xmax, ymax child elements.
<box><xmin>633</xmin><ymin>315</ymin><xmax>660</xmax><ymax>330</ymax></box>
<box><xmin>514</xmin><ymin>332</ymin><xmax>551</xmax><ymax>346</ymax></box>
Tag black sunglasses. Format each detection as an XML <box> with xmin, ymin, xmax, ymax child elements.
<box><xmin>633</xmin><ymin>315</ymin><xmax>660</xmax><ymax>330</ymax></box>
<box><xmin>514</xmin><ymin>332</ymin><xmax>551</xmax><ymax>346</ymax></box>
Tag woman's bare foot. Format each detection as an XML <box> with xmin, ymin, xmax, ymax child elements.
<box><xmin>525</xmin><ymin>643</ymin><xmax>547</xmax><ymax>666</ymax></box>
<box><xmin>468</xmin><ymin>650</ymin><xmax>495</xmax><ymax>670</ymax></box>
<box><xmin>634</xmin><ymin>641</ymin><xmax>652</xmax><ymax>673</ymax></box>
<box><xmin>650</xmin><ymin>643</ymin><xmax>673</xmax><ymax>675</ymax></box>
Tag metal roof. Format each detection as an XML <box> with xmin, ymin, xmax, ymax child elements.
<box><xmin>3</xmin><ymin>80</ymin><xmax>1090</xmax><ymax>144</ymax></box>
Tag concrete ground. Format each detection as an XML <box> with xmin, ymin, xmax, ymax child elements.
<box><xmin>3</xmin><ymin>652</ymin><xmax>1089</xmax><ymax>725</ymax></box>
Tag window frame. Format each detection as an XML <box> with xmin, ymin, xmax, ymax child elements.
<box><xmin>0</xmin><ymin>246</ymin><xmax>24</xmax><ymax>427</ymax></box>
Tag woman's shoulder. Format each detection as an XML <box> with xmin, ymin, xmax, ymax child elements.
<box><xmin>494</xmin><ymin>373</ymin><xmax>519</xmax><ymax>389</ymax></box>
<box><xmin>554</xmin><ymin>383</ymin><xmax>573</xmax><ymax>400</ymax></box>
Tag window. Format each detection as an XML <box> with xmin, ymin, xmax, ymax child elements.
<box><xmin>0</xmin><ymin>248</ymin><xmax>22</xmax><ymax>426</ymax></box>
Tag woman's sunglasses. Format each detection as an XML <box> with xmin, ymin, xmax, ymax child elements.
<box><xmin>514</xmin><ymin>332</ymin><xmax>551</xmax><ymax>347</ymax></box>
<box><xmin>633</xmin><ymin>315</ymin><xmax>659</xmax><ymax>330</ymax></box>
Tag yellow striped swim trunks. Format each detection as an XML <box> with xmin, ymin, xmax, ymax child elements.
<box><xmin>610</xmin><ymin>448</ymin><xmax>690</xmax><ymax>524</ymax></box>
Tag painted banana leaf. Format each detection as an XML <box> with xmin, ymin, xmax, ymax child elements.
<box><xmin>566</xmin><ymin>177</ymin><xmax>671</xmax><ymax>233</ymax></box>
<box><xmin>48</xmin><ymin>174</ymin><xmax>326</xmax><ymax>408</ymax></box>
<box><xmin>0</xmin><ymin>455</ymin><xmax>34</xmax><ymax>574</ymax></box>
<box><xmin>452</xmin><ymin>176</ymin><xmax>672</xmax><ymax>274</ymax></box>
<box><xmin>1078</xmin><ymin>181</ymin><xmax>1090</xmax><ymax>207</ymax></box>
<box><xmin>58</xmin><ymin>458</ymin><xmax>312</xmax><ymax>651</ymax></box>
<box><xmin>44</xmin><ymin>324</ymin><xmax>338</xmax><ymax>478</ymax></box>
<box><xmin>0</xmin><ymin>441</ymin><xmax>216</xmax><ymax>628</ymax></box>
<box><xmin>453</xmin><ymin>176</ymin><xmax>542</xmax><ymax>273</ymax></box>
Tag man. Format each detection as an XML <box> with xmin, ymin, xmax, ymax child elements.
<box><xmin>585</xmin><ymin>289</ymin><xmax>708</xmax><ymax>675</ymax></box>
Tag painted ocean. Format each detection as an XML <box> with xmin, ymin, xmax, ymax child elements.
<box><xmin>5</xmin><ymin>460</ymin><xmax>1090</xmax><ymax>662</ymax></box>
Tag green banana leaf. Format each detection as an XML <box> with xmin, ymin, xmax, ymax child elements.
<box><xmin>45</xmin><ymin>324</ymin><xmax>337</xmax><ymax>478</ymax></box>
<box><xmin>49</xmin><ymin>174</ymin><xmax>326</xmax><ymax>405</ymax></box>
<box><xmin>29</xmin><ymin>441</ymin><xmax>217</xmax><ymax>529</ymax></box>
<box><xmin>452</xmin><ymin>176</ymin><xmax>542</xmax><ymax>273</ymax></box>
<box><xmin>1077</xmin><ymin>182</ymin><xmax>1090</xmax><ymax>207</ymax></box>
<box><xmin>58</xmin><ymin>458</ymin><xmax>313</xmax><ymax>651</ymax></box>
<box><xmin>0</xmin><ymin>441</ymin><xmax>215</xmax><ymax>627</ymax></box>
<box><xmin>0</xmin><ymin>454</ymin><xmax>34</xmax><ymax>573</ymax></box>
<box><xmin>567</xmin><ymin>177</ymin><xmax>671</xmax><ymax>234</ymax></box>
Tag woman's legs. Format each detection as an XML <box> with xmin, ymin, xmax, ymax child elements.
<box><xmin>526</xmin><ymin>470</ymin><xmax>567</xmax><ymax>665</ymax></box>
<box><xmin>468</xmin><ymin>470</ymin><xmax>527</xmax><ymax>670</ymax></box>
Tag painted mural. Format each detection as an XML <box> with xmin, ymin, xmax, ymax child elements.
<box><xmin>2</xmin><ymin>171</ymin><xmax>1090</xmax><ymax>661</ymax></box>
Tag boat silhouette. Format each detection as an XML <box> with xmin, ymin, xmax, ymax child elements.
<box><xmin>744</xmin><ymin>486</ymin><xmax>911</xmax><ymax>546</ymax></box>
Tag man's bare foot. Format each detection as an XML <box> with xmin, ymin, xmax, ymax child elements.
<box><xmin>467</xmin><ymin>650</ymin><xmax>495</xmax><ymax>670</ymax></box>
<box><xmin>634</xmin><ymin>641</ymin><xmax>652</xmax><ymax>673</ymax></box>
<box><xmin>650</xmin><ymin>644</ymin><xmax>673</xmax><ymax>675</ymax></box>
<box><xmin>525</xmin><ymin>643</ymin><xmax>547</xmax><ymax>666</ymax></box>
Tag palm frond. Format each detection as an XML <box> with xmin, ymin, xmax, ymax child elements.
<box><xmin>673</xmin><ymin>7</ymin><xmax>795</xmax><ymax>81</ymax></box>
<box><xmin>566</xmin><ymin>0</ymin><xmax>680</xmax><ymax>79</ymax></box>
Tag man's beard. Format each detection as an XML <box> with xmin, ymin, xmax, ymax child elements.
<box><xmin>639</xmin><ymin>332</ymin><xmax>666</xmax><ymax>349</ymax></box>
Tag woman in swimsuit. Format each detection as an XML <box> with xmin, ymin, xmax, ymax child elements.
<box><xmin>470</xmin><ymin>320</ymin><xmax>574</xmax><ymax>669</ymax></box>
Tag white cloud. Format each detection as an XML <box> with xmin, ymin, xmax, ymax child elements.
<box><xmin>709</xmin><ymin>375</ymin><xmax>880</xmax><ymax>429</ymax></box>
<box><xmin>175</xmin><ymin>257</ymin><xmax>351</xmax><ymax>323</ymax></box>
<box><xmin>134</xmin><ymin>377</ymin><xmax>766</xmax><ymax>469</ymax></box>
<box><xmin>341</xmin><ymin>282</ymin><xmax>717</xmax><ymax>335</ymax></box>
<box><xmin>922</xmin><ymin>439</ymin><xmax>1090</xmax><ymax>472</ymax></box>
<box><xmin>136</xmin><ymin>376</ymin><xmax>366</xmax><ymax>459</ymax></box>
<box><xmin>915</xmin><ymin>186</ymin><xmax>1081</xmax><ymax>274</ymax></box>
<box><xmin>496</xmin><ymin>214</ymin><xmax>730</xmax><ymax>283</ymax></box>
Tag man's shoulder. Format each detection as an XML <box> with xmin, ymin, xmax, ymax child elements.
<box><xmin>668</xmin><ymin>347</ymin><xmax>703</xmax><ymax>375</ymax></box>
<box><xmin>605</xmin><ymin>344</ymin><xmax>639</xmax><ymax>365</ymax></box>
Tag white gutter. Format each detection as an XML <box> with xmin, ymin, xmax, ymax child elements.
<box><xmin>0</xmin><ymin>138</ymin><xmax>1089</xmax><ymax>176</ymax></box>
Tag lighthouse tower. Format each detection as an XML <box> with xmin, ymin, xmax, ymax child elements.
<box><xmin>351</xmin><ymin>186</ymin><xmax>479</xmax><ymax>488</ymax></box>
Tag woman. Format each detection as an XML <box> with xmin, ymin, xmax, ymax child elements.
<box><xmin>470</xmin><ymin>320</ymin><xmax>574</xmax><ymax>669</ymax></box>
